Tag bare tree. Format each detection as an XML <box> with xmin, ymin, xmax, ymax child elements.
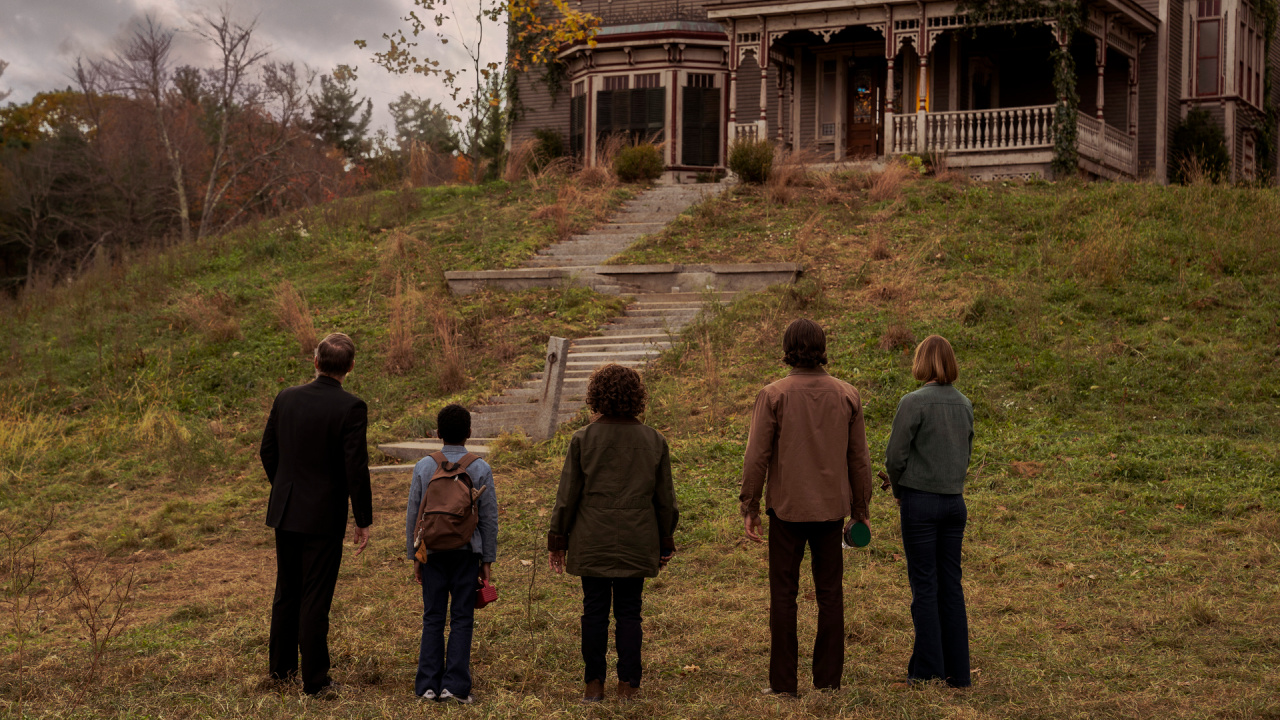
<box><xmin>77</xmin><ymin>18</ymin><xmax>194</xmax><ymax>243</ymax></box>
<box><xmin>64</xmin><ymin>555</ymin><xmax>137</xmax><ymax>684</ymax></box>
<box><xmin>0</xmin><ymin>59</ymin><xmax>11</xmax><ymax>102</ymax></box>
<box><xmin>1</xmin><ymin>511</ymin><xmax>60</xmax><ymax>716</ymax></box>
<box><xmin>191</xmin><ymin>10</ymin><xmax>314</xmax><ymax>237</ymax></box>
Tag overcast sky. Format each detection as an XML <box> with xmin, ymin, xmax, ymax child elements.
<box><xmin>0</xmin><ymin>0</ymin><xmax>508</xmax><ymax>132</ymax></box>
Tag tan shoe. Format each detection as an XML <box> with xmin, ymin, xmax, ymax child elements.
<box><xmin>617</xmin><ymin>681</ymin><xmax>638</xmax><ymax>701</ymax></box>
<box><xmin>583</xmin><ymin>680</ymin><xmax>604</xmax><ymax>703</ymax></box>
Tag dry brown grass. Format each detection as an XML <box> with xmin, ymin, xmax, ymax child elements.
<box><xmin>171</xmin><ymin>291</ymin><xmax>240</xmax><ymax>343</ymax></box>
<box><xmin>272</xmin><ymin>280</ymin><xmax>317</xmax><ymax>355</ymax></box>
<box><xmin>595</xmin><ymin>134</ymin><xmax>628</xmax><ymax>173</ymax></box>
<box><xmin>764</xmin><ymin>147</ymin><xmax>817</xmax><ymax>205</ymax></box>
<box><xmin>868</xmin><ymin>161</ymin><xmax>913</xmax><ymax>203</ymax></box>
<box><xmin>405</xmin><ymin>141</ymin><xmax>455</xmax><ymax>187</ymax></box>
<box><xmin>1071</xmin><ymin>229</ymin><xmax>1132</xmax><ymax>285</ymax></box>
<box><xmin>430</xmin><ymin>306</ymin><xmax>466</xmax><ymax>393</ymax></box>
<box><xmin>504</xmin><ymin>138</ymin><xmax>539</xmax><ymax>183</ymax></box>
<box><xmin>576</xmin><ymin>164</ymin><xmax>616</xmax><ymax>188</ymax></box>
<box><xmin>384</xmin><ymin>276</ymin><xmax>419</xmax><ymax>376</ymax></box>
<box><xmin>869</xmin><ymin>228</ymin><xmax>892</xmax><ymax>260</ymax></box>
<box><xmin>878</xmin><ymin>321</ymin><xmax>915</xmax><ymax>352</ymax></box>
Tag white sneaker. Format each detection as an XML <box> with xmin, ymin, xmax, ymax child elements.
<box><xmin>439</xmin><ymin>689</ymin><xmax>474</xmax><ymax>704</ymax></box>
<box><xmin>418</xmin><ymin>689</ymin><xmax>437</xmax><ymax>701</ymax></box>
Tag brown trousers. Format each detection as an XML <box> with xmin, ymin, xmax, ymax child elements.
<box><xmin>767</xmin><ymin>511</ymin><xmax>844</xmax><ymax>694</ymax></box>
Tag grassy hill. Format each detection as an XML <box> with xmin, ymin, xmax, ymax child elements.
<box><xmin>1</xmin><ymin>169</ymin><xmax>1278</xmax><ymax>719</ymax></box>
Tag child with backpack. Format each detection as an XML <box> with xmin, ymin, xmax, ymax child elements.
<box><xmin>405</xmin><ymin>404</ymin><xmax>498</xmax><ymax>703</ymax></box>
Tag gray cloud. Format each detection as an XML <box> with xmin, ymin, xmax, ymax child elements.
<box><xmin>0</xmin><ymin>0</ymin><xmax>507</xmax><ymax>132</ymax></box>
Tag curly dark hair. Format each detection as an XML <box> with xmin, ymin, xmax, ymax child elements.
<box><xmin>585</xmin><ymin>363</ymin><xmax>647</xmax><ymax>418</ymax></box>
<box><xmin>436</xmin><ymin>403</ymin><xmax>471</xmax><ymax>444</ymax></box>
<box><xmin>783</xmin><ymin>318</ymin><xmax>828</xmax><ymax>368</ymax></box>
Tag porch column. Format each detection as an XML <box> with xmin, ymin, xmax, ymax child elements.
<box><xmin>917</xmin><ymin>49</ymin><xmax>928</xmax><ymax>153</ymax></box>
<box><xmin>777</xmin><ymin>64</ymin><xmax>787</xmax><ymax>144</ymax></box>
<box><xmin>760</xmin><ymin>29</ymin><xmax>769</xmax><ymax>139</ymax></box>
<box><xmin>1128</xmin><ymin>55</ymin><xmax>1138</xmax><ymax>137</ymax></box>
<box><xmin>916</xmin><ymin>2</ymin><xmax>928</xmax><ymax>153</ymax></box>
<box><xmin>792</xmin><ymin>47</ymin><xmax>803</xmax><ymax>149</ymax></box>
<box><xmin>1095</xmin><ymin>15</ymin><xmax>1109</xmax><ymax>122</ymax></box>
<box><xmin>729</xmin><ymin>20</ymin><xmax>739</xmax><ymax>130</ymax></box>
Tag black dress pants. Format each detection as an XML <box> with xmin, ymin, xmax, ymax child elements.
<box><xmin>581</xmin><ymin>576</ymin><xmax>645</xmax><ymax>687</ymax></box>
<box><xmin>767</xmin><ymin>510</ymin><xmax>844</xmax><ymax>694</ymax></box>
<box><xmin>269</xmin><ymin>529</ymin><xmax>344</xmax><ymax>694</ymax></box>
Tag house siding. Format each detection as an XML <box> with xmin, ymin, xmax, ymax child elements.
<box><xmin>510</xmin><ymin>70</ymin><xmax>572</xmax><ymax>150</ymax></box>
<box><xmin>1167</xmin><ymin>0</ymin><xmax>1185</xmax><ymax>159</ymax></box>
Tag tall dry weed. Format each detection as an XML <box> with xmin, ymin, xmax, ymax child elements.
<box><xmin>407</xmin><ymin>141</ymin><xmax>454</xmax><ymax>186</ymax></box>
<box><xmin>274</xmin><ymin>281</ymin><xmax>318</xmax><ymax>355</ymax></box>
<box><xmin>430</xmin><ymin>307</ymin><xmax>466</xmax><ymax>393</ymax></box>
<box><xmin>766</xmin><ymin>147</ymin><xmax>817</xmax><ymax>205</ymax></box>
<box><xmin>172</xmin><ymin>291</ymin><xmax>241</xmax><ymax>343</ymax></box>
<box><xmin>868</xmin><ymin>161</ymin><xmax>912</xmax><ymax>203</ymax></box>
<box><xmin>504</xmin><ymin>139</ymin><xmax>538</xmax><ymax>183</ymax></box>
<box><xmin>385</xmin><ymin>276</ymin><xmax>420</xmax><ymax>375</ymax></box>
<box><xmin>576</xmin><ymin>164</ymin><xmax>616</xmax><ymax>188</ymax></box>
<box><xmin>595</xmin><ymin>134</ymin><xmax>628</xmax><ymax>172</ymax></box>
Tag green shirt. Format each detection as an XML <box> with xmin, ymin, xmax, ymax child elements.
<box><xmin>885</xmin><ymin>383</ymin><xmax>974</xmax><ymax>497</ymax></box>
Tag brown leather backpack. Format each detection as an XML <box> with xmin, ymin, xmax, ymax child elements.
<box><xmin>412</xmin><ymin>452</ymin><xmax>485</xmax><ymax>561</ymax></box>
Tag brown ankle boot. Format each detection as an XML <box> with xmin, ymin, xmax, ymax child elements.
<box><xmin>617</xmin><ymin>681</ymin><xmax>638</xmax><ymax>701</ymax></box>
<box><xmin>583</xmin><ymin>680</ymin><xmax>604</xmax><ymax>703</ymax></box>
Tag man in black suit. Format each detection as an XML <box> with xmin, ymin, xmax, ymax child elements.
<box><xmin>260</xmin><ymin>332</ymin><xmax>373</xmax><ymax>697</ymax></box>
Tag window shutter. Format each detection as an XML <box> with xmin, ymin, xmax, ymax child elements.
<box><xmin>570</xmin><ymin>95</ymin><xmax>586</xmax><ymax>157</ymax></box>
<box><xmin>596</xmin><ymin>90</ymin><xmax>613</xmax><ymax>138</ymax></box>
<box><xmin>681</xmin><ymin>87</ymin><xmax>720</xmax><ymax>166</ymax></box>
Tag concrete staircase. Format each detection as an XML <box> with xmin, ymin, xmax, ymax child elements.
<box><xmin>377</xmin><ymin>182</ymin><xmax>751</xmax><ymax>468</ymax></box>
<box><xmin>521</xmin><ymin>183</ymin><xmax>720</xmax><ymax>293</ymax></box>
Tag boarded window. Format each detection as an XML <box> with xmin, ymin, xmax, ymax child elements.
<box><xmin>570</xmin><ymin>94</ymin><xmax>587</xmax><ymax>158</ymax></box>
<box><xmin>635</xmin><ymin>73</ymin><xmax>661</xmax><ymax>89</ymax></box>
<box><xmin>596</xmin><ymin>88</ymin><xmax>667</xmax><ymax>146</ymax></box>
<box><xmin>818</xmin><ymin>60</ymin><xmax>838</xmax><ymax>137</ymax></box>
<box><xmin>681</xmin><ymin>86</ymin><xmax>721</xmax><ymax>166</ymax></box>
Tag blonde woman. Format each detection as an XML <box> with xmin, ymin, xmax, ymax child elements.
<box><xmin>885</xmin><ymin>335</ymin><xmax>973</xmax><ymax>688</ymax></box>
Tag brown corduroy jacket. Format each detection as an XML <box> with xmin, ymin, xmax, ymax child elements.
<box><xmin>740</xmin><ymin>367</ymin><xmax>873</xmax><ymax>523</ymax></box>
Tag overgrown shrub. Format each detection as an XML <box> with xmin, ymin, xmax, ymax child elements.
<box><xmin>532</xmin><ymin>128</ymin><xmax>566</xmax><ymax>170</ymax></box>
<box><xmin>613</xmin><ymin>144</ymin><xmax>664</xmax><ymax>183</ymax></box>
<box><xmin>1170</xmin><ymin>109</ymin><xmax>1230</xmax><ymax>184</ymax></box>
<box><xmin>728</xmin><ymin>139</ymin><xmax>774</xmax><ymax>184</ymax></box>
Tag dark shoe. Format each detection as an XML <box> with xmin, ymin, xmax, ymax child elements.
<box><xmin>617</xmin><ymin>681</ymin><xmax>638</xmax><ymax>701</ymax></box>
<box><xmin>583</xmin><ymin>680</ymin><xmax>604</xmax><ymax>703</ymax></box>
<box><xmin>306</xmin><ymin>681</ymin><xmax>342</xmax><ymax>699</ymax></box>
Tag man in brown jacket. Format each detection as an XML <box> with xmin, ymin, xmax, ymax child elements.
<box><xmin>740</xmin><ymin>318</ymin><xmax>873</xmax><ymax>696</ymax></box>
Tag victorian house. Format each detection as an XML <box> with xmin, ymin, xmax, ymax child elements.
<box><xmin>509</xmin><ymin>0</ymin><xmax>1278</xmax><ymax>182</ymax></box>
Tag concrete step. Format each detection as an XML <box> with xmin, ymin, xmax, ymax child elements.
<box><xmin>598</xmin><ymin>318</ymin><xmax>697</xmax><ymax>330</ymax></box>
<box><xmin>566</xmin><ymin>349</ymin><xmax>662</xmax><ymax>362</ymax></box>
<box><xmin>378</xmin><ymin>439</ymin><xmax>496</xmax><ymax>462</ymax></box>
<box><xmin>594</xmin><ymin>222</ymin><xmax>666</xmax><ymax>233</ymax></box>
<box><xmin>569</xmin><ymin>340</ymin><xmax>672</xmax><ymax>353</ymax></box>
<box><xmin>571</xmin><ymin>332</ymin><xmax>670</xmax><ymax>345</ymax></box>
<box><xmin>624</xmin><ymin>308</ymin><xmax>703</xmax><ymax>318</ymax></box>
<box><xmin>524</xmin><ymin>255</ymin><xmax>615</xmax><ymax>267</ymax></box>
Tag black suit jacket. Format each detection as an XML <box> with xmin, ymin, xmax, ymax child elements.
<box><xmin>260</xmin><ymin>375</ymin><xmax>373</xmax><ymax>535</ymax></box>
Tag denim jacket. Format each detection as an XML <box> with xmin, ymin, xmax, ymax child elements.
<box><xmin>405</xmin><ymin>445</ymin><xmax>498</xmax><ymax>563</ymax></box>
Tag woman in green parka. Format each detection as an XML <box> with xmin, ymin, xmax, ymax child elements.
<box><xmin>547</xmin><ymin>363</ymin><xmax>679</xmax><ymax>703</ymax></box>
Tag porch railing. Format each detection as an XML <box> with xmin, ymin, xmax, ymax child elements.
<box><xmin>885</xmin><ymin>105</ymin><xmax>1136</xmax><ymax>178</ymax></box>
<box><xmin>890</xmin><ymin>105</ymin><xmax>1055</xmax><ymax>154</ymax></box>
<box><xmin>1076</xmin><ymin>111</ymin><xmax>1136</xmax><ymax>177</ymax></box>
<box><xmin>733</xmin><ymin>121</ymin><xmax>765</xmax><ymax>143</ymax></box>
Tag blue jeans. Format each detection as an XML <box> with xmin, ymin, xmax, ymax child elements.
<box><xmin>899</xmin><ymin>488</ymin><xmax>971</xmax><ymax>687</ymax></box>
<box><xmin>416</xmin><ymin>550</ymin><xmax>480</xmax><ymax>697</ymax></box>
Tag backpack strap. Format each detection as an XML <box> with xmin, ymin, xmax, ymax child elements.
<box><xmin>456</xmin><ymin>453</ymin><xmax>481</xmax><ymax>470</ymax></box>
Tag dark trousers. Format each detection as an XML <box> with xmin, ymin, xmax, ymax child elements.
<box><xmin>767</xmin><ymin>511</ymin><xmax>844</xmax><ymax>694</ymax></box>
<box><xmin>269</xmin><ymin>529</ymin><xmax>344</xmax><ymax>694</ymax></box>
<box><xmin>899</xmin><ymin>488</ymin><xmax>971</xmax><ymax>687</ymax></box>
<box><xmin>417</xmin><ymin>549</ymin><xmax>480</xmax><ymax>697</ymax></box>
<box><xmin>581</xmin><ymin>576</ymin><xmax>645</xmax><ymax>688</ymax></box>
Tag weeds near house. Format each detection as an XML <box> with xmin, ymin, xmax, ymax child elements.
<box><xmin>504</xmin><ymin>138</ymin><xmax>539</xmax><ymax>182</ymax></box>
<box><xmin>868</xmin><ymin>161</ymin><xmax>912</xmax><ymax>202</ymax></box>
<box><xmin>273</xmin><ymin>280</ymin><xmax>317</xmax><ymax>354</ymax></box>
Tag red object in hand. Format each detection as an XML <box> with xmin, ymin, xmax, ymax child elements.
<box><xmin>475</xmin><ymin>578</ymin><xmax>498</xmax><ymax>609</ymax></box>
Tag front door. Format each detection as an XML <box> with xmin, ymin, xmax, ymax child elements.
<box><xmin>846</xmin><ymin>63</ymin><xmax>882</xmax><ymax>157</ymax></box>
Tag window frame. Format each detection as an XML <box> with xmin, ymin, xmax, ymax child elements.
<box><xmin>1195</xmin><ymin>0</ymin><xmax>1222</xmax><ymax>97</ymax></box>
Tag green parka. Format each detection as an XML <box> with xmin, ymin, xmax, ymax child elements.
<box><xmin>546</xmin><ymin>417</ymin><xmax>679</xmax><ymax>578</ymax></box>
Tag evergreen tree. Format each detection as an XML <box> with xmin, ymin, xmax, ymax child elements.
<box><xmin>308</xmin><ymin>71</ymin><xmax>372</xmax><ymax>159</ymax></box>
<box><xmin>388</xmin><ymin>92</ymin><xmax>459</xmax><ymax>154</ymax></box>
